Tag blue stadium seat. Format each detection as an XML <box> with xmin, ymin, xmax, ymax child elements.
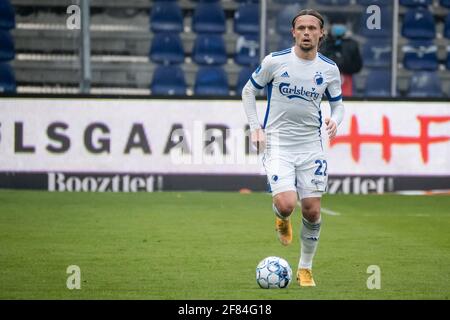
<box><xmin>150</xmin><ymin>2</ymin><xmax>183</xmax><ymax>33</ymax></box>
<box><xmin>356</xmin><ymin>0</ymin><xmax>390</xmax><ymax>5</ymax></box>
<box><xmin>192</xmin><ymin>2</ymin><xmax>226</xmax><ymax>34</ymax></box>
<box><xmin>406</xmin><ymin>71</ymin><xmax>442</xmax><ymax>97</ymax></box>
<box><xmin>276</xmin><ymin>4</ymin><xmax>302</xmax><ymax>35</ymax></box>
<box><xmin>362</xmin><ymin>39</ymin><xmax>392</xmax><ymax>68</ymax></box>
<box><xmin>234</xmin><ymin>3</ymin><xmax>259</xmax><ymax>35</ymax></box>
<box><xmin>273</xmin><ymin>0</ymin><xmax>307</xmax><ymax>4</ymax></box>
<box><xmin>149</xmin><ymin>33</ymin><xmax>184</xmax><ymax>65</ymax></box>
<box><xmin>444</xmin><ymin>13</ymin><xmax>450</xmax><ymax>39</ymax></box>
<box><xmin>236</xmin><ymin>67</ymin><xmax>253</xmax><ymax>96</ymax></box>
<box><xmin>151</xmin><ymin>65</ymin><xmax>186</xmax><ymax>96</ymax></box>
<box><xmin>316</xmin><ymin>0</ymin><xmax>351</xmax><ymax>5</ymax></box>
<box><xmin>447</xmin><ymin>46</ymin><xmax>450</xmax><ymax>70</ymax></box>
<box><xmin>194</xmin><ymin>66</ymin><xmax>229</xmax><ymax>96</ymax></box>
<box><xmin>0</xmin><ymin>30</ymin><xmax>15</xmax><ymax>62</ymax></box>
<box><xmin>0</xmin><ymin>62</ymin><xmax>15</xmax><ymax>93</ymax></box>
<box><xmin>192</xmin><ymin>34</ymin><xmax>227</xmax><ymax>65</ymax></box>
<box><xmin>235</xmin><ymin>34</ymin><xmax>260</xmax><ymax>66</ymax></box>
<box><xmin>0</xmin><ymin>0</ymin><xmax>15</xmax><ymax>30</ymax></box>
<box><xmin>400</xmin><ymin>0</ymin><xmax>432</xmax><ymax>7</ymax></box>
<box><xmin>401</xmin><ymin>8</ymin><xmax>436</xmax><ymax>40</ymax></box>
<box><xmin>441</xmin><ymin>0</ymin><xmax>450</xmax><ymax>8</ymax></box>
<box><xmin>364</xmin><ymin>69</ymin><xmax>392</xmax><ymax>97</ymax></box>
<box><xmin>359</xmin><ymin>6</ymin><xmax>393</xmax><ymax>38</ymax></box>
<box><xmin>402</xmin><ymin>40</ymin><xmax>438</xmax><ymax>71</ymax></box>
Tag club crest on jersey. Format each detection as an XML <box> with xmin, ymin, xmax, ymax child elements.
<box><xmin>279</xmin><ymin>82</ymin><xmax>320</xmax><ymax>101</ymax></box>
<box><xmin>314</xmin><ymin>72</ymin><xmax>324</xmax><ymax>86</ymax></box>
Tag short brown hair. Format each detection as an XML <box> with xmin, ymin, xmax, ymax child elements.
<box><xmin>291</xmin><ymin>9</ymin><xmax>325</xmax><ymax>29</ymax></box>
<box><xmin>291</xmin><ymin>9</ymin><xmax>326</xmax><ymax>46</ymax></box>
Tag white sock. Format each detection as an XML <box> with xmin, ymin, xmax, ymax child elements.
<box><xmin>298</xmin><ymin>217</ymin><xmax>321</xmax><ymax>270</ymax></box>
<box><xmin>272</xmin><ymin>203</ymin><xmax>289</xmax><ymax>220</ymax></box>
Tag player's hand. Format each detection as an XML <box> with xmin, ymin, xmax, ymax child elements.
<box><xmin>251</xmin><ymin>128</ymin><xmax>266</xmax><ymax>154</ymax></box>
<box><xmin>325</xmin><ymin>118</ymin><xmax>337</xmax><ymax>140</ymax></box>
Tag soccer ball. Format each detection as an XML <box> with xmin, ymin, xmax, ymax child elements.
<box><xmin>256</xmin><ymin>256</ymin><xmax>292</xmax><ymax>289</ymax></box>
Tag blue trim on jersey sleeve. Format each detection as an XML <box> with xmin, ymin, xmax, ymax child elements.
<box><xmin>329</xmin><ymin>94</ymin><xmax>342</xmax><ymax>102</ymax></box>
<box><xmin>272</xmin><ymin>48</ymin><xmax>291</xmax><ymax>57</ymax></box>
<box><xmin>318</xmin><ymin>53</ymin><xmax>336</xmax><ymax>66</ymax></box>
<box><xmin>325</xmin><ymin>89</ymin><xmax>342</xmax><ymax>102</ymax></box>
<box><xmin>250</xmin><ymin>76</ymin><xmax>264</xmax><ymax>90</ymax></box>
<box><xmin>263</xmin><ymin>81</ymin><xmax>273</xmax><ymax>129</ymax></box>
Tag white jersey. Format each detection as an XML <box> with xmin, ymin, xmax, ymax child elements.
<box><xmin>249</xmin><ymin>47</ymin><xmax>342</xmax><ymax>150</ymax></box>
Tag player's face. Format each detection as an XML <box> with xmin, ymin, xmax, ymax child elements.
<box><xmin>291</xmin><ymin>15</ymin><xmax>324</xmax><ymax>52</ymax></box>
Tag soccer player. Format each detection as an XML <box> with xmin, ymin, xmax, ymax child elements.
<box><xmin>241</xmin><ymin>9</ymin><xmax>345</xmax><ymax>287</ymax></box>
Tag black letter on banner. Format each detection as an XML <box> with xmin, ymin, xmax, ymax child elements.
<box><xmin>85</xmin><ymin>123</ymin><xmax>110</xmax><ymax>154</ymax></box>
<box><xmin>47</xmin><ymin>122</ymin><xmax>70</xmax><ymax>153</ymax></box>
<box><xmin>124</xmin><ymin>124</ymin><xmax>151</xmax><ymax>154</ymax></box>
<box><xmin>244</xmin><ymin>124</ymin><xmax>255</xmax><ymax>155</ymax></box>
<box><xmin>15</xmin><ymin>122</ymin><xmax>35</xmax><ymax>153</ymax></box>
<box><xmin>204</xmin><ymin>124</ymin><xmax>228</xmax><ymax>155</ymax></box>
<box><xmin>163</xmin><ymin>124</ymin><xmax>190</xmax><ymax>155</ymax></box>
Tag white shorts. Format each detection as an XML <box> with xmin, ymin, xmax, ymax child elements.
<box><xmin>262</xmin><ymin>149</ymin><xmax>328</xmax><ymax>199</ymax></box>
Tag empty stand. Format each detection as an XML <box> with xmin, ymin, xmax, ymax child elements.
<box><xmin>276</xmin><ymin>4</ymin><xmax>301</xmax><ymax>35</ymax></box>
<box><xmin>151</xmin><ymin>64</ymin><xmax>186</xmax><ymax>96</ymax></box>
<box><xmin>236</xmin><ymin>66</ymin><xmax>253</xmax><ymax>96</ymax></box>
<box><xmin>364</xmin><ymin>69</ymin><xmax>392</xmax><ymax>97</ymax></box>
<box><xmin>234</xmin><ymin>3</ymin><xmax>259</xmax><ymax>35</ymax></box>
<box><xmin>235</xmin><ymin>34</ymin><xmax>259</xmax><ymax>66</ymax></box>
<box><xmin>399</xmin><ymin>0</ymin><xmax>432</xmax><ymax>7</ymax></box>
<box><xmin>149</xmin><ymin>32</ymin><xmax>184</xmax><ymax>65</ymax></box>
<box><xmin>359</xmin><ymin>5</ymin><xmax>393</xmax><ymax>38</ymax></box>
<box><xmin>406</xmin><ymin>71</ymin><xmax>443</xmax><ymax>97</ymax></box>
<box><xmin>0</xmin><ymin>62</ymin><xmax>15</xmax><ymax>92</ymax></box>
<box><xmin>3</xmin><ymin>0</ymin><xmax>449</xmax><ymax>97</ymax></box>
<box><xmin>356</xmin><ymin>0</ymin><xmax>390</xmax><ymax>5</ymax></box>
<box><xmin>316</xmin><ymin>0</ymin><xmax>351</xmax><ymax>5</ymax></box>
<box><xmin>194</xmin><ymin>66</ymin><xmax>229</xmax><ymax>96</ymax></box>
<box><xmin>402</xmin><ymin>40</ymin><xmax>438</xmax><ymax>71</ymax></box>
<box><xmin>362</xmin><ymin>39</ymin><xmax>392</xmax><ymax>68</ymax></box>
<box><xmin>192</xmin><ymin>33</ymin><xmax>227</xmax><ymax>66</ymax></box>
<box><xmin>447</xmin><ymin>46</ymin><xmax>450</xmax><ymax>70</ymax></box>
<box><xmin>150</xmin><ymin>2</ymin><xmax>183</xmax><ymax>33</ymax></box>
<box><xmin>0</xmin><ymin>29</ymin><xmax>15</xmax><ymax>62</ymax></box>
<box><xmin>0</xmin><ymin>0</ymin><xmax>15</xmax><ymax>30</ymax></box>
<box><xmin>441</xmin><ymin>0</ymin><xmax>450</xmax><ymax>8</ymax></box>
<box><xmin>444</xmin><ymin>13</ymin><xmax>450</xmax><ymax>39</ymax></box>
<box><xmin>192</xmin><ymin>2</ymin><xmax>226</xmax><ymax>34</ymax></box>
<box><xmin>401</xmin><ymin>7</ymin><xmax>436</xmax><ymax>40</ymax></box>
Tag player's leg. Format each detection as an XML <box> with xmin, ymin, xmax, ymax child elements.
<box><xmin>295</xmin><ymin>151</ymin><xmax>328</xmax><ymax>286</ymax></box>
<box><xmin>298</xmin><ymin>196</ymin><xmax>322</xmax><ymax>286</ymax></box>
<box><xmin>262</xmin><ymin>153</ymin><xmax>297</xmax><ymax>246</ymax></box>
<box><xmin>273</xmin><ymin>191</ymin><xmax>297</xmax><ymax>246</ymax></box>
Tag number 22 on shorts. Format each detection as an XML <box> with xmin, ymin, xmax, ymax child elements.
<box><xmin>314</xmin><ymin>159</ymin><xmax>327</xmax><ymax>176</ymax></box>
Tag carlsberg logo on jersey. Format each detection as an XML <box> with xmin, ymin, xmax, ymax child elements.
<box><xmin>279</xmin><ymin>82</ymin><xmax>320</xmax><ymax>101</ymax></box>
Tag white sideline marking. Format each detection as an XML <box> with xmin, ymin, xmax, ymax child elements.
<box><xmin>321</xmin><ymin>207</ymin><xmax>341</xmax><ymax>216</ymax></box>
<box><xmin>297</xmin><ymin>201</ymin><xmax>341</xmax><ymax>216</ymax></box>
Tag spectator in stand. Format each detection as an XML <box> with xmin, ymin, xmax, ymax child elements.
<box><xmin>320</xmin><ymin>22</ymin><xmax>363</xmax><ymax>97</ymax></box>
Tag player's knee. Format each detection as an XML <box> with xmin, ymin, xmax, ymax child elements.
<box><xmin>302</xmin><ymin>204</ymin><xmax>320</xmax><ymax>222</ymax></box>
<box><xmin>275</xmin><ymin>202</ymin><xmax>296</xmax><ymax>217</ymax></box>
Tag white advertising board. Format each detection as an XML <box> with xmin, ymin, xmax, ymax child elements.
<box><xmin>0</xmin><ymin>98</ymin><xmax>449</xmax><ymax>176</ymax></box>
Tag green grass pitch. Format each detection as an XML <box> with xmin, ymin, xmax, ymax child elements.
<box><xmin>0</xmin><ymin>190</ymin><xmax>449</xmax><ymax>300</ymax></box>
